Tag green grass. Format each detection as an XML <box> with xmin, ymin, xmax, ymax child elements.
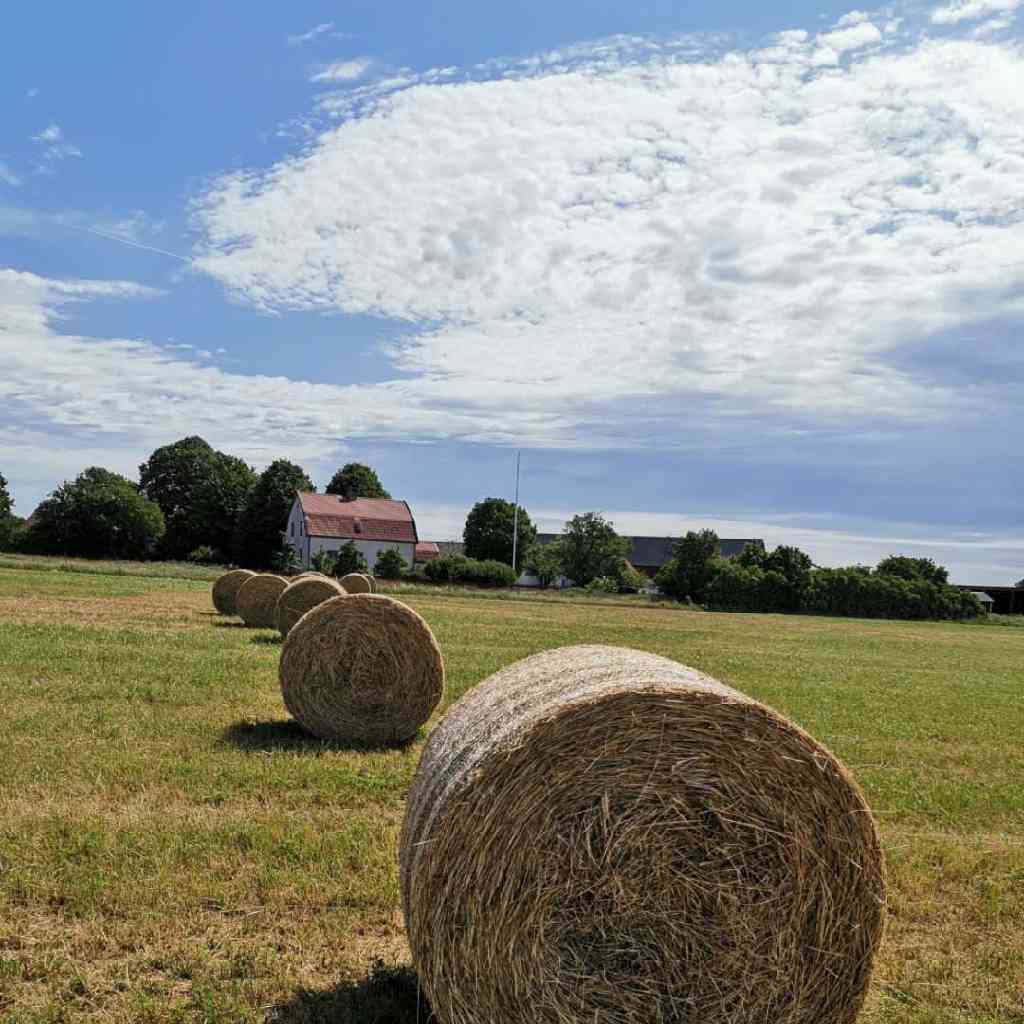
<box><xmin>0</xmin><ymin>564</ymin><xmax>1022</xmax><ymax>1023</ymax></box>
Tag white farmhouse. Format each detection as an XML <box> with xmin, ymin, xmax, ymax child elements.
<box><xmin>284</xmin><ymin>492</ymin><xmax>418</xmax><ymax>569</ymax></box>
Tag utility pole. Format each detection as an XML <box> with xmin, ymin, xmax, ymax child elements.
<box><xmin>511</xmin><ymin>450</ymin><xmax>521</xmax><ymax>575</ymax></box>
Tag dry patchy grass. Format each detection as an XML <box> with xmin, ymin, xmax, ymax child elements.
<box><xmin>0</xmin><ymin>566</ymin><xmax>1021</xmax><ymax>1023</ymax></box>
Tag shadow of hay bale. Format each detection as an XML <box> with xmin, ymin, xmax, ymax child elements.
<box><xmin>221</xmin><ymin>720</ymin><xmax>420</xmax><ymax>754</ymax></box>
<box><xmin>213</xmin><ymin>620</ymin><xmax>249</xmax><ymax>629</ymax></box>
<box><xmin>267</xmin><ymin>961</ymin><xmax>431</xmax><ymax>1023</ymax></box>
<box><xmin>250</xmin><ymin>634</ymin><xmax>283</xmax><ymax>646</ymax></box>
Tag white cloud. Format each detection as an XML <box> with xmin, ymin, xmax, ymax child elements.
<box><xmin>931</xmin><ymin>0</ymin><xmax>1022</xmax><ymax>24</ymax></box>
<box><xmin>26</xmin><ymin>88</ymin><xmax>39</xmax><ymax>99</ymax></box>
<box><xmin>0</xmin><ymin>160</ymin><xmax>21</xmax><ymax>187</ymax></box>
<box><xmin>193</xmin><ymin>27</ymin><xmax>1024</xmax><ymax>442</ymax></box>
<box><xmin>817</xmin><ymin>20</ymin><xmax>883</xmax><ymax>51</ymax></box>
<box><xmin>287</xmin><ymin>22</ymin><xmax>335</xmax><ymax>46</ymax></box>
<box><xmin>31</xmin><ymin>123</ymin><xmax>82</xmax><ymax>162</ymax></box>
<box><xmin>309</xmin><ymin>58</ymin><xmax>373</xmax><ymax>82</ymax></box>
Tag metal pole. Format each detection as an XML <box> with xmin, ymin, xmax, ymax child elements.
<box><xmin>511</xmin><ymin>450</ymin><xmax>521</xmax><ymax>574</ymax></box>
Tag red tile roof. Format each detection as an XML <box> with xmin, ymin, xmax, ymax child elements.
<box><xmin>298</xmin><ymin>493</ymin><xmax>418</xmax><ymax>543</ymax></box>
<box><xmin>415</xmin><ymin>541</ymin><xmax>441</xmax><ymax>562</ymax></box>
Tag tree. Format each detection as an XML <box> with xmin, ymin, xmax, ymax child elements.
<box><xmin>559</xmin><ymin>513</ymin><xmax>630</xmax><ymax>587</ymax></box>
<box><xmin>463</xmin><ymin>498</ymin><xmax>536</xmax><ymax>567</ymax></box>
<box><xmin>375</xmin><ymin>547</ymin><xmax>408</xmax><ymax>579</ymax></box>
<box><xmin>333</xmin><ymin>541</ymin><xmax>369</xmax><ymax>577</ymax></box>
<box><xmin>139</xmin><ymin>436</ymin><xmax>256</xmax><ymax>560</ymax></box>
<box><xmin>234</xmin><ymin>460</ymin><xmax>314</xmax><ymax>569</ymax></box>
<box><xmin>325</xmin><ymin>463</ymin><xmax>391</xmax><ymax>499</ymax></box>
<box><xmin>0</xmin><ymin>473</ymin><xmax>15</xmax><ymax>550</ymax></box>
<box><xmin>524</xmin><ymin>540</ymin><xmax>565</xmax><ymax>589</ymax></box>
<box><xmin>875</xmin><ymin>555</ymin><xmax>949</xmax><ymax>586</ymax></box>
<box><xmin>655</xmin><ymin>529</ymin><xmax>722</xmax><ymax>603</ymax></box>
<box><xmin>26</xmin><ymin>467</ymin><xmax>164</xmax><ymax>559</ymax></box>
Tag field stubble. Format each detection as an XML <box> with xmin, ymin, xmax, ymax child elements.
<box><xmin>0</xmin><ymin>564</ymin><xmax>1021</xmax><ymax>1023</ymax></box>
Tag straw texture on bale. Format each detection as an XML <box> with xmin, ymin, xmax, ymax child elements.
<box><xmin>279</xmin><ymin>594</ymin><xmax>443</xmax><ymax>745</ymax></box>
<box><xmin>235</xmin><ymin>574</ymin><xmax>289</xmax><ymax>629</ymax></box>
<box><xmin>400</xmin><ymin>645</ymin><xmax>885</xmax><ymax>1024</ymax></box>
<box><xmin>211</xmin><ymin>569</ymin><xmax>255</xmax><ymax>615</ymax></box>
<box><xmin>275</xmin><ymin>576</ymin><xmax>346</xmax><ymax>638</ymax></box>
<box><xmin>339</xmin><ymin>572</ymin><xmax>373</xmax><ymax>594</ymax></box>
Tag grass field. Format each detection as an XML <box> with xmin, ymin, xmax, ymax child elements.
<box><xmin>0</xmin><ymin>564</ymin><xmax>1022</xmax><ymax>1023</ymax></box>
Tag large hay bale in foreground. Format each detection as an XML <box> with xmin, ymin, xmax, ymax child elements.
<box><xmin>339</xmin><ymin>572</ymin><xmax>373</xmax><ymax>594</ymax></box>
<box><xmin>279</xmin><ymin>594</ymin><xmax>443</xmax><ymax>745</ymax></box>
<box><xmin>235</xmin><ymin>574</ymin><xmax>289</xmax><ymax>628</ymax></box>
<box><xmin>275</xmin><ymin>576</ymin><xmax>346</xmax><ymax>638</ymax></box>
<box><xmin>400</xmin><ymin>645</ymin><xmax>885</xmax><ymax>1024</ymax></box>
<box><xmin>211</xmin><ymin>569</ymin><xmax>256</xmax><ymax>615</ymax></box>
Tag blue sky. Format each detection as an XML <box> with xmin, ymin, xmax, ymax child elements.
<box><xmin>2</xmin><ymin>0</ymin><xmax>1022</xmax><ymax>581</ymax></box>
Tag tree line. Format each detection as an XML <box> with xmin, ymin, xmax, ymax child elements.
<box><xmin>0</xmin><ymin>459</ymin><xmax>989</xmax><ymax>620</ymax></box>
<box><xmin>0</xmin><ymin>437</ymin><xmax>389</xmax><ymax>571</ymax></box>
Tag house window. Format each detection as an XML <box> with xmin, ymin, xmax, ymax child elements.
<box><xmin>290</xmin><ymin>522</ymin><xmax>295</xmax><ymax>537</ymax></box>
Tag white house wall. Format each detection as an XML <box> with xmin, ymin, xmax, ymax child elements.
<box><xmin>308</xmin><ymin>537</ymin><xmax>415</xmax><ymax>569</ymax></box>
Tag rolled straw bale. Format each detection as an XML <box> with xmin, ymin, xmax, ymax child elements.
<box><xmin>275</xmin><ymin>576</ymin><xmax>346</xmax><ymax>638</ymax></box>
<box><xmin>279</xmin><ymin>594</ymin><xmax>443</xmax><ymax>745</ymax></box>
<box><xmin>211</xmin><ymin>569</ymin><xmax>255</xmax><ymax>615</ymax></box>
<box><xmin>235</xmin><ymin>574</ymin><xmax>289</xmax><ymax>629</ymax></box>
<box><xmin>400</xmin><ymin>644</ymin><xmax>885</xmax><ymax>1024</ymax></box>
<box><xmin>339</xmin><ymin>572</ymin><xmax>373</xmax><ymax>594</ymax></box>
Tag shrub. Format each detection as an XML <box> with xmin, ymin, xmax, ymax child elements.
<box><xmin>332</xmin><ymin>541</ymin><xmax>369</xmax><ymax>577</ymax></box>
<box><xmin>375</xmin><ymin>548</ymin><xmax>408</xmax><ymax>579</ymax></box>
<box><xmin>186</xmin><ymin>545</ymin><xmax>219</xmax><ymax>565</ymax></box>
<box><xmin>423</xmin><ymin>554</ymin><xmax>516</xmax><ymax>588</ymax></box>
<box><xmin>310</xmin><ymin>550</ymin><xmax>338</xmax><ymax>575</ymax></box>
<box><xmin>523</xmin><ymin>541</ymin><xmax>565</xmax><ymax>588</ymax></box>
<box><xmin>585</xmin><ymin>576</ymin><xmax>619</xmax><ymax>594</ymax></box>
<box><xmin>270</xmin><ymin>544</ymin><xmax>304</xmax><ymax>576</ymax></box>
<box><xmin>656</xmin><ymin>531</ymin><xmax>722</xmax><ymax>602</ymax></box>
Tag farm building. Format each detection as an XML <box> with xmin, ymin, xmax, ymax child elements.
<box><xmin>414</xmin><ymin>541</ymin><xmax>441</xmax><ymax>564</ymax></box>
<box><xmin>284</xmin><ymin>492</ymin><xmax>418</xmax><ymax>569</ymax></box>
<box><xmin>533</xmin><ymin>533</ymin><xmax>764</xmax><ymax>578</ymax></box>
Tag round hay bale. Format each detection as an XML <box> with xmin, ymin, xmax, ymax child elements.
<box><xmin>339</xmin><ymin>572</ymin><xmax>373</xmax><ymax>595</ymax></box>
<box><xmin>279</xmin><ymin>594</ymin><xmax>444</xmax><ymax>745</ymax></box>
<box><xmin>400</xmin><ymin>645</ymin><xmax>885</xmax><ymax>1024</ymax></box>
<box><xmin>235</xmin><ymin>574</ymin><xmax>289</xmax><ymax>629</ymax></box>
<box><xmin>211</xmin><ymin>569</ymin><xmax>256</xmax><ymax>615</ymax></box>
<box><xmin>275</xmin><ymin>576</ymin><xmax>346</xmax><ymax>638</ymax></box>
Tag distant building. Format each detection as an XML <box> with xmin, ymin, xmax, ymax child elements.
<box><xmin>284</xmin><ymin>493</ymin><xmax>418</xmax><ymax>569</ymax></box>
<box><xmin>954</xmin><ymin>585</ymin><xmax>1020</xmax><ymax>615</ymax></box>
<box><xmin>414</xmin><ymin>541</ymin><xmax>441</xmax><ymax>564</ymax></box>
<box><xmin>534</xmin><ymin>533</ymin><xmax>764</xmax><ymax>578</ymax></box>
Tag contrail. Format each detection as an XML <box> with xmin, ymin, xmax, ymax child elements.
<box><xmin>58</xmin><ymin>222</ymin><xmax>194</xmax><ymax>263</ymax></box>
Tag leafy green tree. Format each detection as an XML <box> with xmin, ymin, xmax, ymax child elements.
<box><xmin>0</xmin><ymin>472</ymin><xmax>15</xmax><ymax>550</ymax></box>
<box><xmin>27</xmin><ymin>467</ymin><xmax>164</xmax><ymax>559</ymax></box>
<box><xmin>875</xmin><ymin>555</ymin><xmax>949</xmax><ymax>586</ymax></box>
<box><xmin>310</xmin><ymin>550</ymin><xmax>338</xmax><ymax>575</ymax></box>
<box><xmin>325</xmin><ymin>463</ymin><xmax>391</xmax><ymax>499</ymax></box>
<box><xmin>270</xmin><ymin>543</ymin><xmax>304</xmax><ymax>576</ymax></box>
<box><xmin>524</xmin><ymin>540</ymin><xmax>566</xmax><ymax>588</ymax></box>
<box><xmin>463</xmin><ymin>498</ymin><xmax>536</xmax><ymax>567</ymax></box>
<box><xmin>234</xmin><ymin>460</ymin><xmax>314</xmax><ymax>569</ymax></box>
<box><xmin>139</xmin><ymin>436</ymin><xmax>256</xmax><ymax>560</ymax></box>
<box><xmin>375</xmin><ymin>547</ymin><xmax>408</xmax><ymax>579</ymax></box>
<box><xmin>332</xmin><ymin>541</ymin><xmax>369</xmax><ymax>576</ymax></box>
<box><xmin>559</xmin><ymin>512</ymin><xmax>630</xmax><ymax>587</ymax></box>
<box><xmin>656</xmin><ymin>530</ymin><xmax>722</xmax><ymax>603</ymax></box>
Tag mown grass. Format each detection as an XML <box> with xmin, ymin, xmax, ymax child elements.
<box><xmin>0</xmin><ymin>565</ymin><xmax>1021</xmax><ymax>1023</ymax></box>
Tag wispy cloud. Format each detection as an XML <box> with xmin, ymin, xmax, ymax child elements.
<box><xmin>309</xmin><ymin>58</ymin><xmax>373</xmax><ymax>83</ymax></box>
<box><xmin>0</xmin><ymin>160</ymin><xmax>21</xmax><ymax>187</ymax></box>
<box><xmin>287</xmin><ymin>22</ymin><xmax>336</xmax><ymax>46</ymax></box>
<box><xmin>31</xmin><ymin>123</ymin><xmax>82</xmax><ymax>164</ymax></box>
<box><xmin>931</xmin><ymin>0</ymin><xmax>1021</xmax><ymax>24</ymax></box>
<box><xmin>26</xmin><ymin>87</ymin><xmax>39</xmax><ymax>100</ymax></box>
